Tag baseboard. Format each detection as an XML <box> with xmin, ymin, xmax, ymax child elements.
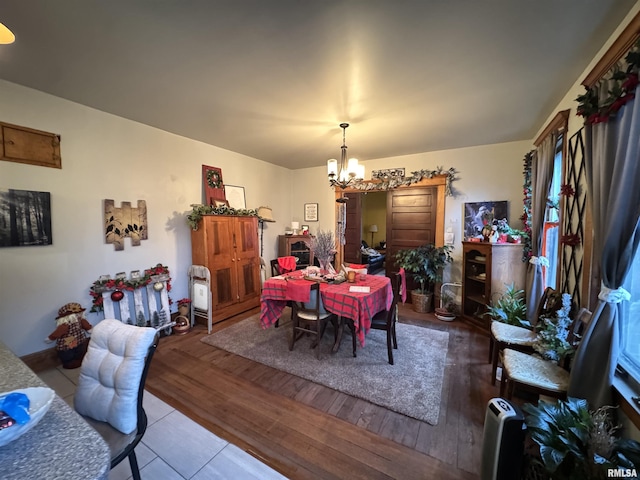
<box><xmin>20</xmin><ymin>347</ymin><xmax>61</xmax><ymax>372</ymax></box>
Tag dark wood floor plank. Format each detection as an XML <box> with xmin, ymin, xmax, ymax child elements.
<box><xmin>145</xmin><ymin>305</ymin><xmax>488</xmax><ymax>479</ymax></box>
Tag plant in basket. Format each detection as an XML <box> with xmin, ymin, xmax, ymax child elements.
<box><xmin>394</xmin><ymin>243</ymin><xmax>453</xmax><ymax>313</ymax></box>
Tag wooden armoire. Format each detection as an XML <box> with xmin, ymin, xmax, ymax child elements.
<box><xmin>191</xmin><ymin>215</ymin><xmax>261</xmax><ymax>325</ymax></box>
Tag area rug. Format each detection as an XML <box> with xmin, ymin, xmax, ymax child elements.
<box><xmin>200</xmin><ymin>313</ymin><xmax>449</xmax><ymax>425</ymax></box>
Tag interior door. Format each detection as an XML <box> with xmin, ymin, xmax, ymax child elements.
<box><xmin>386</xmin><ymin>186</ymin><xmax>437</xmax><ymax>277</ymax></box>
<box><xmin>343</xmin><ymin>193</ymin><xmax>362</xmax><ymax>264</ymax></box>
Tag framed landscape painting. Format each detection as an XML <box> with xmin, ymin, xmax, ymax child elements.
<box><xmin>0</xmin><ymin>189</ymin><xmax>52</xmax><ymax>247</ymax></box>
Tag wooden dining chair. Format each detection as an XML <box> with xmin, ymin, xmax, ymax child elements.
<box><xmin>367</xmin><ymin>272</ymin><xmax>401</xmax><ymax>364</ymax></box>
<box><xmin>270</xmin><ymin>257</ymin><xmax>298</xmax><ymax>327</ymax></box>
<box><xmin>289</xmin><ymin>282</ymin><xmax>337</xmax><ymax>359</ymax></box>
<box><xmin>500</xmin><ymin>307</ymin><xmax>592</xmax><ymax>401</ymax></box>
<box><xmin>271</xmin><ymin>256</ymin><xmax>297</xmax><ymax>276</ymax></box>
<box><xmin>488</xmin><ymin>286</ymin><xmax>564</xmax><ymax>385</ymax></box>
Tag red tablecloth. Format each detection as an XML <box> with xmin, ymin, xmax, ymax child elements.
<box><xmin>260</xmin><ymin>273</ymin><xmax>392</xmax><ymax>347</ymax></box>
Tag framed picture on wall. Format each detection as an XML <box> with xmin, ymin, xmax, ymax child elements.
<box><xmin>304</xmin><ymin>203</ymin><xmax>318</xmax><ymax>222</ymax></box>
<box><xmin>0</xmin><ymin>189</ymin><xmax>52</xmax><ymax>247</ymax></box>
<box><xmin>225</xmin><ymin>185</ymin><xmax>246</xmax><ymax>209</ymax></box>
<box><xmin>463</xmin><ymin>200</ymin><xmax>508</xmax><ymax>240</ymax></box>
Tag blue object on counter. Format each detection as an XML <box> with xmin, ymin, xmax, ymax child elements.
<box><xmin>0</xmin><ymin>393</ymin><xmax>30</xmax><ymax>424</ymax></box>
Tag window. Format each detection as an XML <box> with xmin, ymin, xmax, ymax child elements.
<box><xmin>619</xmin><ymin>246</ymin><xmax>640</xmax><ymax>384</ymax></box>
<box><xmin>540</xmin><ymin>134</ymin><xmax>564</xmax><ymax>288</ymax></box>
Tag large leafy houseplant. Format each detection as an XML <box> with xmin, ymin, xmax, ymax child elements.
<box><xmin>485</xmin><ymin>283</ymin><xmax>529</xmax><ymax>328</ymax></box>
<box><xmin>394</xmin><ymin>244</ymin><xmax>453</xmax><ymax>295</ymax></box>
<box><xmin>523</xmin><ymin>397</ymin><xmax>640</xmax><ymax>480</ymax></box>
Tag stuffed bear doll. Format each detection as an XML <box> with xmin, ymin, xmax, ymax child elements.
<box><xmin>45</xmin><ymin>302</ymin><xmax>92</xmax><ymax>369</ymax></box>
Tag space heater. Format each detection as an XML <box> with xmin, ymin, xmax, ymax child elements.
<box><xmin>480</xmin><ymin>397</ymin><xmax>526</xmax><ymax>480</ymax></box>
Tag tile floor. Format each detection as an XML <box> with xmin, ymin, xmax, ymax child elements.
<box><xmin>38</xmin><ymin>366</ymin><xmax>287</xmax><ymax>480</ymax></box>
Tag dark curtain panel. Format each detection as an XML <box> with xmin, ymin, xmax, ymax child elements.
<box><xmin>525</xmin><ymin>134</ymin><xmax>556</xmax><ymax>323</ymax></box>
<box><xmin>569</xmin><ymin>77</ymin><xmax>640</xmax><ymax>408</ymax></box>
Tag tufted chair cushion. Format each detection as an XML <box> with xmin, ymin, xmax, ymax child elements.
<box><xmin>74</xmin><ymin>319</ymin><xmax>156</xmax><ymax>434</ymax></box>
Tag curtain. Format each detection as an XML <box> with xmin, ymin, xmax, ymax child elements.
<box><xmin>525</xmin><ymin>134</ymin><xmax>556</xmax><ymax>324</ymax></box>
<box><xmin>568</xmin><ymin>76</ymin><xmax>640</xmax><ymax>408</ymax></box>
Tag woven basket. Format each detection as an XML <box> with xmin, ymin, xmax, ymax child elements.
<box><xmin>410</xmin><ymin>291</ymin><xmax>433</xmax><ymax>313</ymax></box>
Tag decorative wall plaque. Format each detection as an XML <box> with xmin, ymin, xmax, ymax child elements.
<box><xmin>371</xmin><ymin>168</ymin><xmax>405</xmax><ymax>179</ymax></box>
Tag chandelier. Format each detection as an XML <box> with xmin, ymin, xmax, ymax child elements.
<box><xmin>327</xmin><ymin>123</ymin><xmax>364</xmax><ymax>190</ymax></box>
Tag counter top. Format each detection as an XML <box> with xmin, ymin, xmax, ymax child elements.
<box><xmin>0</xmin><ymin>342</ymin><xmax>110</xmax><ymax>480</ymax></box>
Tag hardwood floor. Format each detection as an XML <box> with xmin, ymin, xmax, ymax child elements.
<box><xmin>145</xmin><ymin>304</ymin><xmax>497</xmax><ymax>479</ymax></box>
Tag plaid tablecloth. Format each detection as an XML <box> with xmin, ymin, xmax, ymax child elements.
<box><xmin>260</xmin><ymin>273</ymin><xmax>392</xmax><ymax>347</ymax></box>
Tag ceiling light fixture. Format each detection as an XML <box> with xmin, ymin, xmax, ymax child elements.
<box><xmin>327</xmin><ymin>123</ymin><xmax>364</xmax><ymax>190</ymax></box>
<box><xmin>0</xmin><ymin>22</ymin><xmax>15</xmax><ymax>45</ymax></box>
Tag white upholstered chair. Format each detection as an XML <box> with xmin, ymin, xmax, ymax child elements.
<box><xmin>74</xmin><ymin>319</ymin><xmax>158</xmax><ymax>480</ymax></box>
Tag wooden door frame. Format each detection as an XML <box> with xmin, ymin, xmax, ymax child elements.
<box><xmin>333</xmin><ymin>175</ymin><xmax>447</xmax><ymax>267</ymax></box>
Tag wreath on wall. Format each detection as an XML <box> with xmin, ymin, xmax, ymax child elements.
<box><xmin>206</xmin><ymin>169</ymin><xmax>223</xmax><ymax>189</ymax></box>
<box><xmin>89</xmin><ymin>263</ymin><xmax>172</xmax><ymax>312</ymax></box>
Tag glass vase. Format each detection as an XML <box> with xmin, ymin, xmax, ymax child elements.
<box><xmin>318</xmin><ymin>258</ymin><xmax>334</xmax><ymax>274</ymax></box>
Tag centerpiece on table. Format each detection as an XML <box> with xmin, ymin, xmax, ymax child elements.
<box><xmin>307</xmin><ymin>229</ymin><xmax>337</xmax><ymax>274</ymax></box>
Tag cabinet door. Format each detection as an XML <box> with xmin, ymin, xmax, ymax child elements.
<box><xmin>234</xmin><ymin>217</ymin><xmax>260</xmax><ymax>302</ymax></box>
<box><xmin>203</xmin><ymin>217</ymin><xmax>238</xmax><ymax>310</ymax></box>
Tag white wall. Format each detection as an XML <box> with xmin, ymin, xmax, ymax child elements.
<box><xmin>291</xmin><ymin>140</ymin><xmax>532</xmax><ymax>283</ymax></box>
<box><xmin>0</xmin><ymin>80</ymin><xmax>291</xmax><ymax>356</ymax></box>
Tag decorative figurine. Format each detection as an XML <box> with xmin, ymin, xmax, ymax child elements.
<box><xmin>45</xmin><ymin>302</ymin><xmax>93</xmax><ymax>369</ymax></box>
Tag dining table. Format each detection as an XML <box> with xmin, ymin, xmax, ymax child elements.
<box><xmin>260</xmin><ymin>271</ymin><xmax>393</xmax><ymax>349</ymax></box>
<box><xmin>0</xmin><ymin>341</ymin><xmax>110</xmax><ymax>480</ymax></box>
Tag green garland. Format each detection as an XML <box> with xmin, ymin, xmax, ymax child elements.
<box><xmin>89</xmin><ymin>263</ymin><xmax>172</xmax><ymax>313</ymax></box>
<box><xmin>520</xmin><ymin>151</ymin><xmax>533</xmax><ymax>261</ymax></box>
<box><xmin>350</xmin><ymin>166</ymin><xmax>458</xmax><ymax>196</ymax></box>
<box><xmin>186</xmin><ymin>167</ymin><xmax>457</xmax><ymax>230</ymax></box>
<box><xmin>187</xmin><ymin>204</ymin><xmax>259</xmax><ymax>230</ymax></box>
<box><xmin>576</xmin><ymin>40</ymin><xmax>640</xmax><ymax>124</ymax></box>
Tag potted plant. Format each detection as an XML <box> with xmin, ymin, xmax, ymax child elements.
<box><xmin>395</xmin><ymin>243</ymin><xmax>453</xmax><ymax>313</ymax></box>
<box><xmin>485</xmin><ymin>283</ymin><xmax>530</xmax><ymax>328</ymax></box>
<box><xmin>523</xmin><ymin>397</ymin><xmax>640</xmax><ymax>480</ymax></box>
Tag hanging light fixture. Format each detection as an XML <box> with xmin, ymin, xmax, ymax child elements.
<box><xmin>327</xmin><ymin>123</ymin><xmax>364</xmax><ymax>190</ymax></box>
<box><xmin>0</xmin><ymin>22</ymin><xmax>15</xmax><ymax>45</ymax></box>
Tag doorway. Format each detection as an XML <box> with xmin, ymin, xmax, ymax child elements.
<box><xmin>334</xmin><ymin>176</ymin><xmax>447</xmax><ymax>270</ymax></box>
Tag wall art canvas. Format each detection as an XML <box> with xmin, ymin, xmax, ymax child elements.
<box><xmin>463</xmin><ymin>200</ymin><xmax>508</xmax><ymax>240</ymax></box>
<box><xmin>0</xmin><ymin>189</ymin><xmax>52</xmax><ymax>247</ymax></box>
<box><xmin>104</xmin><ymin>199</ymin><xmax>148</xmax><ymax>251</ymax></box>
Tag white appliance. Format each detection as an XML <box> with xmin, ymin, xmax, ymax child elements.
<box><xmin>480</xmin><ymin>397</ymin><xmax>526</xmax><ymax>480</ymax></box>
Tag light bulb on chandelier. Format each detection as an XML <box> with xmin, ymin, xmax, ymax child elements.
<box><xmin>327</xmin><ymin>123</ymin><xmax>364</xmax><ymax>190</ymax></box>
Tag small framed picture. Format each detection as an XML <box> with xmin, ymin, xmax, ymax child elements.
<box><xmin>301</xmin><ymin>225</ymin><xmax>310</xmax><ymax>235</ymax></box>
<box><xmin>304</xmin><ymin>203</ymin><xmax>318</xmax><ymax>222</ymax></box>
<box><xmin>225</xmin><ymin>185</ymin><xmax>246</xmax><ymax>209</ymax></box>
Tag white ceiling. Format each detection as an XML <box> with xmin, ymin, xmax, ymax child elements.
<box><xmin>0</xmin><ymin>1</ymin><xmax>636</xmax><ymax>169</ymax></box>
